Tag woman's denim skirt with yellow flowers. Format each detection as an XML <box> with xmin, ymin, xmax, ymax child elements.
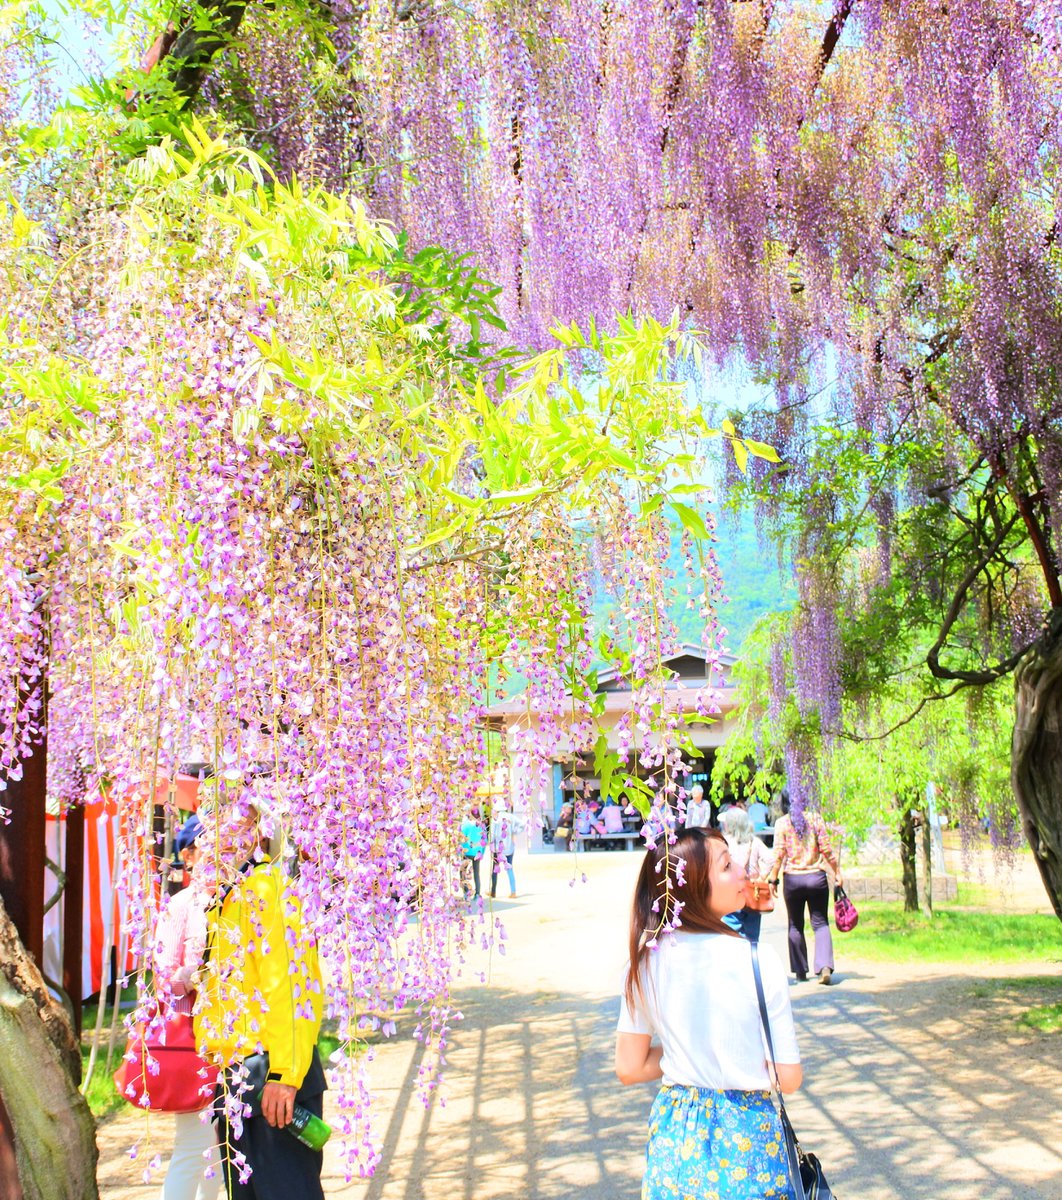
<box><xmin>642</xmin><ymin>1084</ymin><xmax>794</xmax><ymax>1200</ymax></box>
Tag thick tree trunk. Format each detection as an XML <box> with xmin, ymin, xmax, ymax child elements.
<box><xmin>899</xmin><ymin>808</ymin><xmax>919</xmax><ymax>912</ymax></box>
<box><xmin>0</xmin><ymin>896</ymin><xmax>99</xmax><ymax>1200</ymax></box>
<box><xmin>1012</xmin><ymin>607</ymin><xmax>1062</xmax><ymax>921</ymax></box>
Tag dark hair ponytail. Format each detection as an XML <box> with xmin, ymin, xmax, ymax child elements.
<box><xmin>624</xmin><ymin>827</ymin><xmax>735</xmax><ymax>1011</ymax></box>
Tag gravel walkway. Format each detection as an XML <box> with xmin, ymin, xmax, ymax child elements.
<box><xmin>95</xmin><ymin>849</ymin><xmax>1062</xmax><ymax>1199</ymax></box>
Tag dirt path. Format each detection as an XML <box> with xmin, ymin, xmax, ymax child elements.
<box><xmin>95</xmin><ymin>850</ymin><xmax>1062</xmax><ymax>1199</ymax></box>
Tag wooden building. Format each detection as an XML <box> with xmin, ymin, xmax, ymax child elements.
<box><xmin>489</xmin><ymin>645</ymin><xmax>741</xmax><ymax>849</ymax></box>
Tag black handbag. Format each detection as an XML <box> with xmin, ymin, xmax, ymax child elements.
<box><xmin>751</xmin><ymin>943</ymin><xmax>837</xmax><ymax>1200</ymax></box>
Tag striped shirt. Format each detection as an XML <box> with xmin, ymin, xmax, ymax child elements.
<box><xmin>153</xmin><ymin>884</ymin><xmax>209</xmax><ymax>1016</ymax></box>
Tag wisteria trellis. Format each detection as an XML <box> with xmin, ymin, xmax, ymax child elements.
<box><xmin>202</xmin><ymin>0</ymin><xmax>1062</xmax><ymax>849</ymax></box>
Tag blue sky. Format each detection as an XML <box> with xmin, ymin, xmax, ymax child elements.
<box><xmin>37</xmin><ymin>0</ymin><xmax>120</xmax><ymax>98</ymax></box>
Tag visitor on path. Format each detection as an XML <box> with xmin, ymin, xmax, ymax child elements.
<box><xmin>767</xmin><ymin>796</ymin><xmax>844</xmax><ymax>985</ymax></box>
<box><xmin>460</xmin><ymin>805</ymin><xmax>487</xmax><ymax>898</ymax></box>
<box><xmin>555</xmin><ymin>800</ymin><xmax>575</xmax><ymax>852</ymax></box>
<box><xmin>195</xmin><ymin>799</ymin><xmax>326</xmax><ymax>1200</ymax></box>
<box><xmin>718</xmin><ymin>796</ymin><xmax>746</xmax><ymax>819</ymax></box>
<box><xmin>683</xmin><ymin>783</ymin><xmax>712</xmax><ymax>829</ymax></box>
<box><xmin>746</xmin><ymin>797</ymin><xmax>771</xmax><ymax>833</ymax></box>
<box><xmin>154</xmin><ymin>814</ymin><xmax>222</xmax><ymax>1200</ymax></box>
<box><xmin>720</xmin><ymin>807</ymin><xmax>775</xmax><ymax>942</ymax></box>
<box><xmin>488</xmin><ymin>806</ymin><xmax>519</xmax><ymax>898</ymax></box>
<box><xmin>615</xmin><ymin>827</ymin><xmax>801</xmax><ymax>1199</ymax></box>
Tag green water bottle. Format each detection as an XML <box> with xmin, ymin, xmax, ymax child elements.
<box><xmin>255</xmin><ymin>1089</ymin><xmax>332</xmax><ymax>1151</ymax></box>
<box><xmin>284</xmin><ymin>1102</ymin><xmax>332</xmax><ymax>1151</ymax></box>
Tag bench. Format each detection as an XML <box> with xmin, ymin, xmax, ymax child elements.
<box><xmin>574</xmin><ymin>830</ymin><xmax>642</xmax><ymax>851</ymax></box>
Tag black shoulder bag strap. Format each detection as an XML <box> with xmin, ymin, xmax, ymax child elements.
<box><xmin>751</xmin><ymin>941</ymin><xmax>807</xmax><ymax>1200</ymax></box>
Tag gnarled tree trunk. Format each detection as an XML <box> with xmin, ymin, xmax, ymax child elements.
<box><xmin>1012</xmin><ymin>608</ymin><xmax>1062</xmax><ymax>922</ymax></box>
<box><xmin>0</xmin><ymin>895</ymin><xmax>99</xmax><ymax>1200</ymax></box>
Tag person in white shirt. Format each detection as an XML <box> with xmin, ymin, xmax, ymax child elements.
<box><xmin>615</xmin><ymin>827</ymin><xmax>801</xmax><ymax>1200</ymax></box>
<box><xmin>488</xmin><ymin>807</ymin><xmax>519</xmax><ymax>898</ymax></box>
<box><xmin>683</xmin><ymin>783</ymin><xmax>712</xmax><ymax>829</ymax></box>
<box><xmin>153</xmin><ymin>815</ymin><xmax>221</xmax><ymax>1200</ymax></box>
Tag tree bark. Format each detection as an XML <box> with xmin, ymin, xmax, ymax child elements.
<box><xmin>1012</xmin><ymin>607</ymin><xmax>1062</xmax><ymax>921</ymax></box>
<box><xmin>899</xmin><ymin>807</ymin><xmax>918</xmax><ymax>913</ymax></box>
<box><xmin>0</xmin><ymin>895</ymin><xmax>99</xmax><ymax>1200</ymax></box>
<box><xmin>140</xmin><ymin>0</ymin><xmax>255</xmax><ymax>108</ymax></box>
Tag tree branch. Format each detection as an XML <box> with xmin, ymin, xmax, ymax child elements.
<box><xmin>138</xmin><ymin>0</ymin><xmax>256</xmax><ymax>109</ymax></box>
<box><xmin>818</xmin><ymin>0</ymin><xmax>854</xmax><ymax>76</ymax></box>
<box><xmin>925</xmin><ymin>508</ymin><xmax>1029</xmax><ymax>684</ymax></box>
<box><xmin>996</xmin><ymin>450</ymin><xmax>1062</xmax><ymax>608</ymax></box>
<box><xmin>829</xmin><ymin>679</ymin><xmax>970</xmax><ymax>742</ymax></box>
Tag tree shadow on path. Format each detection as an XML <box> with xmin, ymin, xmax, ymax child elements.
<box><xmin>340</xmin><ymin>970</ymin><xmax>1062</xmax><ymax>1200</ymax></box>
<box><xmin>775</xmin><ymin>971</ymin><xmax>1061</xmax><ymax>1200</ymax></box>
<box><xmin>347</xmin><ymin>983</ymin><xmax>644</xmax><ymax>1200</ymax></box>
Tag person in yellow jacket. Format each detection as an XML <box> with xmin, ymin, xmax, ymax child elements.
<box><xmin>194</xmin><ymin>802</ymin><xmax>325</xmax><ymax>1200</ymax></box>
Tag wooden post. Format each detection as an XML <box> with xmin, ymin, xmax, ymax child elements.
<box><xmin>62</xmin><ymin>802</ymin><xmax>85</xmax><ymax>1037</ymax></box>
<box><xmin>0</xmin><ymin>735</ymin><xmax>48</xmax><ymax>967</ymax></box>
<box><xmin>920</xmin><ymin>809</ymin><xmax>934</xmax><ymax>917</ymax></box>
<box><xmin>0</xmin><ymin>1093</ymin><xmax>22</xmax><ymax>1200</ymax></box>
<box><xmin>0</xmin><ymin>726</ymin><xmax>47</xmax><ymax>1198</ymax></box>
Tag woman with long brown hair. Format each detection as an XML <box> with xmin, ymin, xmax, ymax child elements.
<box><xmin>616</xmin><ymin>828</ymin><xmax>802</xmax><ymax>1200</ymax></box>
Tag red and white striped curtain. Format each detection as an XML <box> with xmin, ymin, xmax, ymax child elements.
<box><xmin>42</xmin><ymin>775</ymin><xmax>202</xmax><ymax>1000</ymax></box>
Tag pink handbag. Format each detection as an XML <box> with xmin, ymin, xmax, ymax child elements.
<box><xmin>114</xmin><ymin>1006</ymin><xmax>218</xmax><ymax>1113</ymax></box>
<box><xmin>834</xmin><ymin>885</ymin><xmax>859</xmax><ymax>932</ymax></box>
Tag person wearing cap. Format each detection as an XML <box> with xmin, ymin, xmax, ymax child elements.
<box><xmin>154</xmin><ymin>813</ymin><xmax>222</xmax><ymax>1200</ymax></box>
<box><xmin>194</xmin><ymin>801</ymin><xmax>325</xmax><ymax>1200</ymax></box>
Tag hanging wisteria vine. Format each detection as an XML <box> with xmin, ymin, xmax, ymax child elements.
<box><xmin>0</xmin><ymin>100</ymin><xmax>765</xmax><ymax>1169</ymax></box>
<box><xmin>6</xmin><ymin>5</ymin><xmax>1062</xmax><ymax>1182</ymax></box>
<box><xmin>173</xmin><ymin>0</ymin><xmax>1062</xmax><ymax>863</ymax></box>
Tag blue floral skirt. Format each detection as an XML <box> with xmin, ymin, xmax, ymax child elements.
<box><xmin>642</xmin><ymin>1084</ymin><xmax>794</xmax><ymax>1200</ymax></box>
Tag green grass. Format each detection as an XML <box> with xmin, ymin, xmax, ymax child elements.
<box><xmin>318</xmin><ymin>1031</ymin><xmax>342</xmax><ymax>1061</ymax></box>
<box><xmin>952</xmin><ymin>880</ymin><xmax>999</xmax><ymax>907</ymax></box>
<box><xmin>841</xmin><ymin>904</ymin><xmax>1062</xmax><ymax>963</ymax></box>
<box><xmin>81</xmin><ymin>1043</ymin><xmax>128</xmax><ymax>1120</ymax></box>
<box><xmin>963</xmin><ymin>976</ymin><xmax>1062</xmax><ymax>1034</ymax></box>
<box><xmin>968</xmin><ymin>974</ymin><xmax>1062</xmax><ymax>998</ymax></box>
<box><xmin>79</xmin><ymin>986</ymin><xmax>138</xmax><ymax>1120</ymax></box>
<box><xmin>1017</xmin><ymin>1002</ymin><xmax>1062</xmax><ymax>1033</ymax></box>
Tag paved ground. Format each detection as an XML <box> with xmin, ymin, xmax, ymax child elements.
<box><xmin>96</xmin><ymin>848</ymin><xmax>1062</xmax><ymax>1199</ymax></box>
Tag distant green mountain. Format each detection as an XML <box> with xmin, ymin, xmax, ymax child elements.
<box><xmin>591</xmin><ymin>512</ymin><xmax>793</xmax><ymax>656</ymax></box>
